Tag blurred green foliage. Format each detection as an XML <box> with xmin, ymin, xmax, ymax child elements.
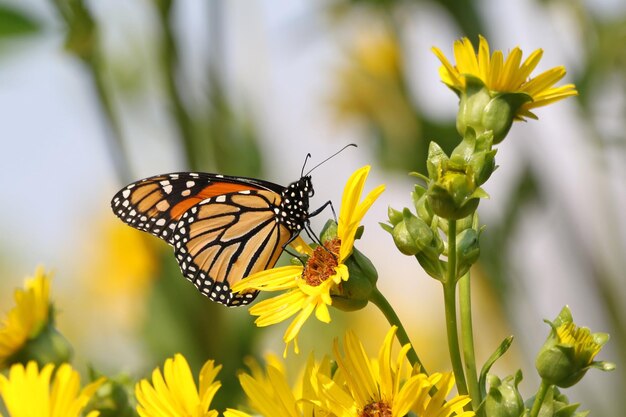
<box><xmin>0</xmin><ymin>5</ymin><xmax>40</xmax><ymax>40</ymax></box>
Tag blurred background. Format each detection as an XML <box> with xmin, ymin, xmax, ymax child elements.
<box><xmin>0</xmin><ymin>0</ymin><xmax>624</xmax><ymax>414</ymax></box>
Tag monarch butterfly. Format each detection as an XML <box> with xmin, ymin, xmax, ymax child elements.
<box><xmin>110</xmin><ymin>148</ymin><xmax>351</xmax><ymax>307</ymax></box>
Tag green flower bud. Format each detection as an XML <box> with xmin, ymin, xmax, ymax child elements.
<box><xmin>484</xmin><ymin>371</ymin><xmax>525</xmax><ymax>417</ymax></box>
<box><xmin>8</xmin><ymin>310</ymin><xmax>73</xmax><ymax>368</ymax></box>
<box><xmin>88</xmin><ymin>371</ymin><xmax>137</xmax><ymax>417</ymax></box>
<box><xmin>425</xmin><ymin>141</ymin><xmax>489</xmax><ymax>220</ymax></box>
<box><xmin>457</xmin><ymin>76</ymin><xmax>532</xmax><ymax>144</ymax></box>
<box><xmin>456</xmin><ymin>227</ymin><xmax>480</xmax><ymax>277</ymax></box>
<box><xmin>331</xmin><ymin>247</ymin><xmax>378</xmax><ymax>312</ymax></box>
<box><xmin>535</xmin><ymin>306</ymin><xmax>614</xmax><ymax>388</ymax></box>
<box><xmin>427</xmin><ymin>174</ymin><xmax>485</xmax><ymax>220</ymax></box>
<box><xmin>389</xmin><ymin>209</ymin><xmax>434</xmax><ymax>256</ymax></box>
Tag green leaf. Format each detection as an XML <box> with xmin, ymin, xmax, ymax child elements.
<box><xmin>479</xmin><ymin>336</ymin><xmax>514</xmax><ymax>398</ymax></box>
<box><xmin>0</xmin><ymin>5</ymin><xmax>41</xmax><ymax>39</ymax></box>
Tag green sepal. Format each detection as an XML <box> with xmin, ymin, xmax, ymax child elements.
<box><xmin>525</xmin><ymin>387</ymin><xmax>589</xmax><ymax>417</ymax></box>
<box><xmin>331</xmin><ymin>247</ymin><xmax>377</xmax><ymax>312</ymax></box>
<box><xmin>415</xmin><ymin>248</ymin><xmax>446</xmax><ymax>281</ymax></box>
<box><xmin>320</xmin><ymin>219</ymin><xmax>338</xmax><ymax>243</ymax></box>
<box><xmin>456</xmin><ymin>227</ymin><xmax>480</xmax><ymax>278</ymax></box>
<box><xmin>479</xmin><ymin>336</ymin><xmax>514</xmax><ymax>399</ymax></box>
<box><xmin>456</xmin><ymin>75</ymin><xmax>532</xmax><ymax>144</ymax></box>
<box><xmin>387</xmin><ymin>206</ymin><xmax>403</xmax><ymax>226</ymax></box>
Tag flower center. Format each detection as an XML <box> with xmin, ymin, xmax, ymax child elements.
<box><xmin>302</xmin><ymin>238</ymin><xmax>341</xmax><ymax>287</ymax></box>
<box><xmin>360</xmin><ymin>401</ymin><xmax>392</xmax><ymax>417</ymax></box>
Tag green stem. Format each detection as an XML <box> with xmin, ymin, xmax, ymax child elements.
<box><xmin>155</xmin><ymin>0</ymin><xmax>198</xmax><ymax>170</ymax></box>
<box><xmin>529</xmin><ymin>380</ymin><xmax>551</xmax><ymax>417</ymax></box>
<box><xmin>459</xmin><ymin>271</ymin><xmax>481</xmax><ymax>411</ymax></box>
<box><xmin>444</xmin><ymin>220</ymin><xmax>468</xmax><ymax>395</ymax></box>
<box><xmin>369</xmin><ymin>287</ymin><xmax>427</xmax><ymax>374</ymax></box>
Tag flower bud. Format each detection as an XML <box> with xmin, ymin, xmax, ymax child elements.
<box><xmin>457</xmin><ymin>76</ymin><xmax>532</xmax><ymax>144</ymax></box>
<box><xmin>8</xmin><ymin>312</ymin><xmax>73</xmax><ymax>368</ymax></box>
<box><xmin>331</xmin><ymin>247</ymin><xmax>377</xmax><ymax>312</ymax></box>
<box><xmin>456</xmin><ymin>227</ymin><xmax>480</xmax><ymax>277</ymax></box>
<box><xmin>389</xmin><ymin>209</ymin><xmax>434</xmax><ymax>256</ymax></box>
<box><xmin>535</xmin><ymin>306</ymin><xmax>614</xmax><ymax>388</ymax></box>
<box><xmin>484</xmin><ymin>371</ymin><xmax>525</xmax><ymax>417</ymax></box>
<box><xmin>425</xmin><ymin>142</ymin><xmax>489</xmax><ymax>220</ymax></box>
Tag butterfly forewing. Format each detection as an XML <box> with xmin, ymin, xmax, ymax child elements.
<box><xmin>111</xmin><ymin>172</ymin><xmax>313</xmax><ymax>307</ymax></box>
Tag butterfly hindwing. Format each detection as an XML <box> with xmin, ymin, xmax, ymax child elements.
<box><xmin>172</xmin><ymin>189</ymin><xmax>293</xmax><ymax>306</ymax></box>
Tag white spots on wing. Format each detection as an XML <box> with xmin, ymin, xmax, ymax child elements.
<box><xmin>122</xmin><ymin>189</ymin><xmax>131</xmax><ymax>198</ymax></box>
<box><xmin>239</xmin><ymin>190</ymin><xmax>251</xmax><ymax>195</ymax></box>
<box><xmin>181</xmin><ymin>189</ymin><xmax>191</xmax><ymax>197</ymax></box>
<box><xmin>215</xmin><ymin>195</ymin><xmax>226</xmax><ymax>203</ymax></box>
<box><xmin>156</xmin><ymin>218</ymin><xmax>166</xmax><ymax>226</ymax></box>
<box><xmin>122</xmin><ymin>200</ymin><xmax>129</xmax><ymax>207</ymax></box>
<box><xmin>186</xmin><ymin>180</ymin><xmax>195</xmax><ymax>188</ymax></box>
<box><xmin>163</xmin><ymin>185</ymin><xmax>173</xmax><ymax>194</ymax></box>
<box><xmin>189</xmin><ymin>173</ymin><xmax>199</xmax><ymax>177</ymax></box>
<box><xmin>160</xmin><ymin>180</ymin><xmax>170</xmax><ymax>186</ymax></box>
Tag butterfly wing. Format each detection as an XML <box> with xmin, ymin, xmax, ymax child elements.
<box><xmin>173</xmin><ymin>189</ymin><xmax>294</xmax><ymax>306</ymax></box>
<box><xmin>111</xmin><ymin>172</ymin><xmax>293</xmax><ymax>306</ymax></box>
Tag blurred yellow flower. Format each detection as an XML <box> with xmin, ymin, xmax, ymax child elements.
<box><xmin>232</xmin><ymin>166</ymin><xmax>384</xmax><ymax>354</ymax></box>
<box><xmin>135</xmin><ymin>353</ymin><xmax>221</xmax><ymax>417</ymax></box>
<box><xmin>85</xmin><ymin>217</ymin><xmax>158</xmax><ymax>328</ymax></box>
<box><xmin>432</xmin><ymin>35</ymin><xmax>578</xmax><ymax>120</ymax></box>
<box><xmin>331</xmin><ymin>29</ymin><xmax>419</xmax><ymax>142</ymax></box>
<box><xmin>313</xmin><ymin>326</ymin><xmax>474</xmax><ymax>417</ymax></box>
<box><xmin>224</xmin><ymin>354</ymin><xmax>331</xmax><ymax>417</ymax></box>
<box><xmin>0</xmin><ymin>268</ymin><xmax>52</xmax><ymax>367</ymax></box>
<box><xmin>0</xmin><ymin>361</ymin><xmax>104</xmax><ymax>417</ymax></box>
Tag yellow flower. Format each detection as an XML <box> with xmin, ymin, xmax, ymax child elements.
<box><xmin>135</xmin><ymin>354</ymin><xmax>221</xmax><ymax>417</ymax></box>
<box><xmin>0</xmin><ymin>268</ymin><xmax>52</xmax><ymax>367</ymax></box>
<box><xmin>432</xmin><ymin>35</ymin><xmax>577</xmax><ymax>120</ymax></box>
<box><xmin>224</xmin><ymin>354</ymin><xmax>331</xmax><ymax>417</ymax></box>
<box><xmin>313</xmin><ymin>326</ymin><xmax>474</xmax><ymax>417</ymax></box>
<box><xmin>231</xmin><ymin>166</ymin><xmax>385</xmax><ymax>354</ymax></box>
<box><xmin>411</xmin><ymin>372</ymin><xmax>475</xmax><ymax>417</ymax></box>
<box><xmin>0</xmin><ymin>361</ymin><xmax>105</xmax><ymax>417</ymax></box>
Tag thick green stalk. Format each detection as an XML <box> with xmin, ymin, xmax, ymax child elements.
<box><xmin>155</xmin><ymin>0</ymin><xmax>198</xmax><ymax>170</ymax></box>
<box><xmin>444</xmin><ymin>220</ymin><xmax>469</xmax><ymax>395</ymax></box>
<box><xmin>369</xmin><ymin>287</ymin><xmax>427</xmax><ymax>374</ymax></box>
<box><xmin>459</xmin><ymin>271</ymin><xmax>481</xmax><ymax>411</ymax></box>
<box><xmin>529</xmin><ymin>380</ymin><xmax>551</xmax><ymax>417</ymax></box>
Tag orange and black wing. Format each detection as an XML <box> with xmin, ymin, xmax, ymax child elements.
<box><xmin>111</xmin><ymin>172</ymin><xmax>295</xmax><ymax>306</ymax></box>
<box><xmin>172</xmin><ymin>189</ymin><xmax>295</xmax><ymax>306</ymax></box>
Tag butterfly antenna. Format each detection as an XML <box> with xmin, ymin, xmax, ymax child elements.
<box><xmin>304</xmin><ymin>143</ymin><xmax>357</xmax><ymax>176</ymax></box>
<box><xmin>301</xmin><ymin>153</ymin><xmax>312</xmax><ymax>177</ymax></box>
